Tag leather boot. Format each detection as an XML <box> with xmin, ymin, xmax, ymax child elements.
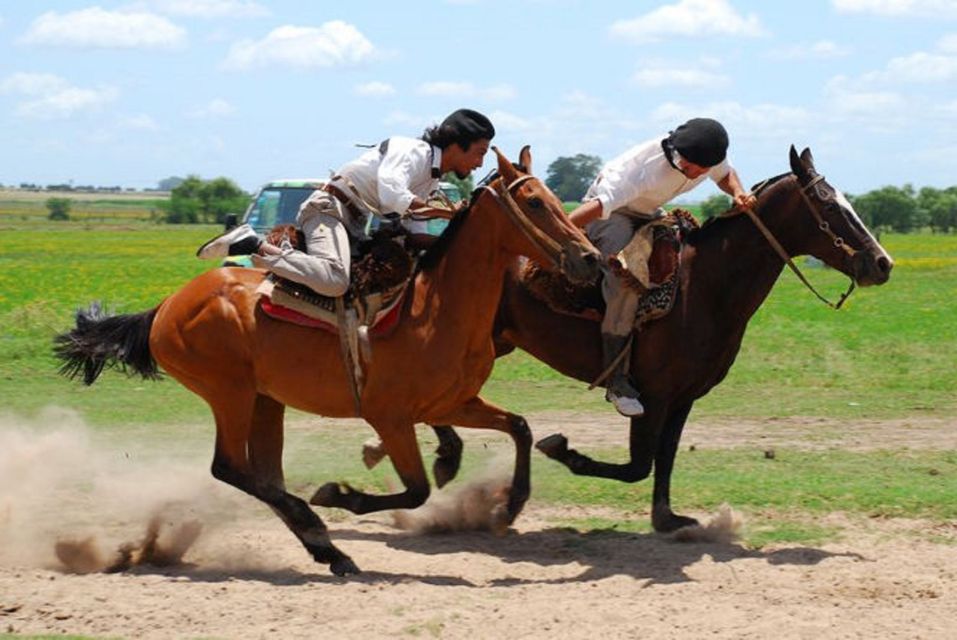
<box><xmin>601</xmin><ymin>333</ymin><xmax>645</xmax><ymax>417</ymax></box>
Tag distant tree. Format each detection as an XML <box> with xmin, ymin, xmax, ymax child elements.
<box><xmin>850</xmin><ymin>185</ymin><xmax>920</xmax><ymax>233</ymax></box>
<box><xmin>46</xmin><ymin>197</ymin><xmax>71</xmax><ymax>221</ymax></box>
<box><xmin>918</xmin><ymin>186</ymin><xmax>957</xmax><ymax>234</ymax></box>
<box><xmin>158</xmin><ymin>176</ymin><xmax>185</xmax><ymax>191</ymax></box>
<box><xmin>699</xmin><ymin>193</ymin><xmax>732</xmax><ymax>219</ymax></box>
<box><xmin>199</xmin><ymin>177</ymin><xmax>249</xmax><ymax>224</ymax></box>
<box><xmin>545</xmin><ymin>154</ymin><xmax>602</xmax><ymax>202</ymax></box>
<box><xmin>441</xmin><ymin>172</ymin><xmax>473</xmax><ymax>201</ymax></box>
<box><xmin>159</xmin><ymin>175</ymin><xmax>249</xmax><ymax>224</ymax></box>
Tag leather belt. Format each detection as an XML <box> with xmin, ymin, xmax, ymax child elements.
<box><xmin>323</xmin><ymin>183</ymin><xmax>364</xmax><ymax>219</ymax></box>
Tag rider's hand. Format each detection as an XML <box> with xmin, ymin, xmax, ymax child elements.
<box><xmin>734</xmin><ymin>192</ymin><xmax>757</xmax><ymax>211</ymax></box>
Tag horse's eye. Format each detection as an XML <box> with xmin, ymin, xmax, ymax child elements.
<box><xmin>527</xmin><ymin>197</ymin><xmax>544</xmax><ymax>209</ymax></box>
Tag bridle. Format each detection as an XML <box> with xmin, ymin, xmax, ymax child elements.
<box><xmin>723</xmin><ymin>173</ymin><xmax>857</xmax><ymax>309</ymax></box>
<box><xmin>479</xmin><ymin>174</ymin><xmax>567</xmax><ymax>271</ymax></box>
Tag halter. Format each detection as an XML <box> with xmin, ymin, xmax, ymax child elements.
<box><xmin>480</xmin><ymin>174</ymin><xmax>566</xmax><ymax>271</ymax></box>
<box><xmin>722</xmin><ymin>173</ymin><xmax>857</xmax><ymax>309</ymax></box>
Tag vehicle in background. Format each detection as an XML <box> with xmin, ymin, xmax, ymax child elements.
<box><xmin>224</xmin><ymin>178</ymin><xmax>326</xmax><ymax>232</ymax></box>
<box><xmin>224</xmin><ymin>179</ymin><xmax>463</xmax><ymax>234</ymax></box>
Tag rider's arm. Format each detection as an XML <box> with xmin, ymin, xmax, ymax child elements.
<box><xmin>568</xmin><ymin>199</ymin><xmax>603</xmax><ymax>228</ymax></box>
<box><xmin>717</xmin><ymin>168</ymin><xmax>757</xmax><ymax>210</ymax></box>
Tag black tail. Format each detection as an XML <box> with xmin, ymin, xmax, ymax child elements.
<box><xmin>54</xmin><ymin>302</ymin><xmax>160</xmax><ymax>385</ymax></box>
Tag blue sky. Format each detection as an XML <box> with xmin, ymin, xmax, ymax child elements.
<box><xmin>1</xmin><ymin>0</ymin><xmax>955</xmax><ymax>197</ymax></box>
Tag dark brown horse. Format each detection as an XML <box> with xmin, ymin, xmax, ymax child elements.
<box><xmin>54</xmin><ymin>147</ymin><xmax>600</xmax><ymax>576</ymax></box>
<box><xmin>390</xmin><ymin>146</ymin><xmax>893</xmax><ymax>533</ymax></box>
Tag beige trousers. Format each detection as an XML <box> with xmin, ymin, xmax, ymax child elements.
<box><xmin>252</xmin><ymin>191</ymin><xmax>352</xmax><ymax>297</ymax></box>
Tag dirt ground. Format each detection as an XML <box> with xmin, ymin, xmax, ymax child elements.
<box><xmin>1</xmin><ymin>412</ymin><xmax>954</xmax><ymax>639</ymax></box>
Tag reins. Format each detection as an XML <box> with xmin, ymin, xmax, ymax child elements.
<box><xmin>480</xmin><ymin>175</ymin><xmax>565</xmax><ymax>271</ymax></box>
<box><xmin>720</xmin><ymin>174</ymin><xmax>856</xmax><ymax>309</ymax></box>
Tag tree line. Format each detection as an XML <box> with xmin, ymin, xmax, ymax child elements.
<box><xmin>40</xmin><ymin>161</ymin><xmax>957</xmax><ymax>234</ymax></box>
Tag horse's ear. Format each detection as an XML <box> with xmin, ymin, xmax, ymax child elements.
<box><xmin>494</xmin><ymin>146</ymin><xmax>519</xmax><ymax>183</ymax></box>
<box><xmin>789</xmin><ymin>144</ymin><xmax>811</xmax><ymax>182</ymax></box>
<box><xmin>800</xmin><ymin>147</ymin><xmax>816</xmax><ymax>171</ymax></box>
<box><xmin>518</xmin><ymin>145</ymin><xmax>532</xmax><ymax>174</ymax></box>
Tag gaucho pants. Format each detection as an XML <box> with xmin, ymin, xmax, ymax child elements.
<box><xmin>252</xmin><ymin>190</ymin><xmax>352</xmax><ymax>297</ymax></box>
<box><xmin>585</xmin><ymin>211</ymin><xmax>649</xmax><ymax>337</ymax></box>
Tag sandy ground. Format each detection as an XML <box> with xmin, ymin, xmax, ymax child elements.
<box><xmin>1</xmin><ymin>411</ymin><xmax>954</xmax><ymax>640</ymax></box>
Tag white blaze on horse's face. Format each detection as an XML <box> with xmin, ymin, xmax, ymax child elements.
<box><xmin>835</xmin><ymin>187</ymin><xmax>886</xmax><ymax>252</ymax></box>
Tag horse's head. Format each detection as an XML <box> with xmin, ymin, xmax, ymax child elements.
<box><xmin>786</xmin><ymin>146</ymin><xmax>893</xmax><ymax>287</ymax></box>
<box><xmin>485</xmin><ymin>145</ymin><xmax>600</xmax><ymax>284</ymax></box>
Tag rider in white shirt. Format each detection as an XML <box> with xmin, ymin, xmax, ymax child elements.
<box><xmin>568</xmin><ymin>118</ymin><xmax>757</xmax><ymax>417</ymax></box>
<box><xmin>197</xmin><ymin>109</ymin><xmax>495</xmax><ymax>297</ymax></box>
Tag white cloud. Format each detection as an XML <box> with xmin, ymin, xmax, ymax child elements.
<box><xmin>118</xmin><ymin>114</ymin><xmax>160</xmax><ymax>131</ymax></box>
<box><xmin>154</xmin><ymin>0</ymin><xmax>270</xmax><ymax>18</ymax></box>
<box><xmin>188</xmin><ymin>98</ymin><xmax>236</xmax><ymax>118</ymax></box>
<box><xmin>0</xmin><ymin>72</ymin><xmax>118</xmax><ymax>119</ymax></box>
<box><xmin>610</xmin><ymin>0</ymin><xmax>766</xmax><ymax>44</ymax></box>
<box><xmin>355</xmin><ymin>81</ymin><xmax>395</xmax><ymax>97</ymax></box>
<box><xmin>940</xmin><ymin>33</ymin><xmax>957</xmax><ymax>52</ymax></box>
<box><xmin>21</xmin><ymin>7</ymin><xmax>186</xmax><ymax>50</ymax></box>
<box><xmin>832</xmin><ymin>0</ymin><xmax>957</xmax><ymax>17</ymax></box>
<box><xmin>770</xmin><ymin>40</ymin><xmax>852</xmax><ymax>60</ymax></box>
<box><xmin>488</xmin><ymin>109</ymin><xmax>533</xmax><ymax>132</ymax></box>
<box><xmin>650</xmin><ymin>101</ymin><xmax>812</xmax><ymax>139</ymax></box>
<box><xmin>631</xmin><ymin>62</ymin><xmax>729</xmax><ymax>88</ymax></box>
<box><xmin>863</xmin><ymin>51</ymin><xmax>957</xmax><ymax>83</ymax></box>
<box><xmin>416</xmin><ymin>81</ymin><xmax>516</xmax><ymax>101</ymax></box>
<box><xmin>223</xmin><ymin>22</ymin><xmax>376</xmax><ymax>70</ymax></box>
<box><xmin>824</xmin><ymin>76</ymin><xmax>907</xmax><ymax>115</ymax></box>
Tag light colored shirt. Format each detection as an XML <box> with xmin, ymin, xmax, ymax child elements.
<box><xmin>335</xmin><ymin>136</ymin><xmax>442</xmax><ymax>216</ymax></box>
<box><xmin>586</xmin><ymin>135</ymin><xmax>732</xmax><ymax>218</ymax></box>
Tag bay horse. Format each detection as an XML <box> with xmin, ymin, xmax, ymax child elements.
<box><xmin>54</xmin><ymin>147</ymin><xmax>601</xmax><ymax>576</ymax></box>
<box><xmin>391</xmin><ymin>146</ymin><xmax>893</xmax><ymax>533</ymax></box>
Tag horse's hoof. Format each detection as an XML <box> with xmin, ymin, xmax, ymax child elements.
<box><xmin>652</xmin><ymin>512</ymin><xmax>700</xmax><ymax>533</ymax></box>
<box><xmin>330</xmin><ymin>555</ymin><xmax>361</xmax><ymax>577</ymax></box>
<box><xmin>535</xmin><ymin>433</ymin><xmax>568</xmax><ymax>459</ymax></box>
<box><xmin>310</xmin><ymin>482</ymin><xmax>343</xmax><ymax>507</ymax></box>
<box><xmin>432</xmin><ymin>457</ymin><xmax>460</xmax><ymax>489</ymax></box>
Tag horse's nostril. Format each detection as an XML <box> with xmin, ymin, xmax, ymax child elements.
<box><xmin>877</xmin><ymin>256</ymin><xmax>892</xmax><ymax>273</ymax></box>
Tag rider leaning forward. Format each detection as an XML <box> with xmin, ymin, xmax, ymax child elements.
<box><xmin>197</xmin><ymin>109</ymin><xmax>495</xmax><ymax>297</ymax></box>
<box><xmin>567</xmin><ymin>117</ymin><xmax>757</xmax><ymax>417</ymax></box>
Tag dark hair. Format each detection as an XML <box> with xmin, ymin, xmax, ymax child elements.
<box><xmin>422</xmin><ymin>108</ymin><xmax>495</xmax><ymax>151</ymax></box>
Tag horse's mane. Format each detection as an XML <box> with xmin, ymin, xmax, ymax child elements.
<box><xmin>688</xmin><ymin>172</ymin><xmax>793</xmax><ymax>242</ymax></box>
<box><xmin>416</xmin><ymin>187</ymin><xmax>478</xmax><ymax>271</ymax></box>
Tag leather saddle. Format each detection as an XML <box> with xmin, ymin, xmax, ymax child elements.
<box><xmin>521</xmin><ymin>209</ymin><xmax>698</xmax><ymax>330</ymax></box>
<box><xmin>256</xmin><ymin>226</ymin><xmax>413</xmax><ymax>337</ymax></box>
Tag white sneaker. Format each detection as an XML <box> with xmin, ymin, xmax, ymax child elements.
<box><xmin>606</xmin><ymin>389</ymin><xmax>645</xmax><ymax>417</ymax></box>
<box><xmin>196</xmin><ymin>224</ymin><xmax>260</xmax><ymax>259</ymax></box>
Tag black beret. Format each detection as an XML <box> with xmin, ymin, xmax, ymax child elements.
<box><xmin>668</xmin><ymin>118</ymin><xmax>728</xmax><ymax>167</ymax></box>
<box><xmin>441</xmin><ymin>108</ymin><xmax>495</xmax><ymax>140</ymax></box>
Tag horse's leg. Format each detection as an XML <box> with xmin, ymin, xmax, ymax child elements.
<box><xmin>311</xmin><ymin>417</ymin><xmax>431</xmax><ymax>514</ymax></box>
<box><xmin>209</xmin><ymin>392</ymin><xmax>358</xmax><ymax>576</ymax></box>
<box><xmin>431</xmin><ymin>397</ymin><xmax>531</xmax><ymax>523</ymax></box>
<box><xmin>360</xmin><ymin>425</ymin><xmax>463</xmax><ymax>489</ymax></box>
<box><xmin>650</xmin><ymin>401</ymin><xmax>699</xmax><ymax>532</ymax></box>
<box><xmin>431</xmin><ymin>425</ymin><xmax>464</xmax><ymax>488</ymax></box>
<box><xmin>534</xmin><ymin>405</ymin><xmax>661</xmax><ymax>482</ymax></box>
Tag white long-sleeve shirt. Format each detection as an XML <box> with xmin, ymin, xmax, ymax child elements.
<box><xmin>335</xmin><ymin>136</ymin><xmax>442</xmax><ymax>216</ymax></box>
<box><xmin>587</xmin><ymin>135</ymin><xmax>732</xmax><ymax>218</ymax></box>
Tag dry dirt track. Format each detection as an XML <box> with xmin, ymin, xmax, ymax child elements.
<box><xmin>1</xmin><ymin>412</ymin><xmax>955</xmax><ymax>640</ymax></box>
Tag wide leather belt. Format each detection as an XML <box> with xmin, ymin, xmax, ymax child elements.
<box><xmin>323</xmin><ymin>183</ymin><xmax>364</xmax><ymax>219</ymax></box>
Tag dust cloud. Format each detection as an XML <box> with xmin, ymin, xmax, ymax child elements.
<box><xmin>0</xmin><ymin>407</ymin><xmax>243</xmax><ymax>572</ymax></box>
<box><xmin>392</xmin><ymin>458</ymin><xmax>514</xmax><ymax>535</ymax></box>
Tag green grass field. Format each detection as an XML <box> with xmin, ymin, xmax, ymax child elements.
<box><xmin>1</xmin><ymin>225</ymin><xmax>954</xmax><ymax>422</ymax></box>
<box><xmin>1</xmin><ymin>224</ymin><xmax>954</xmax><ymax>548</ymax></box>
